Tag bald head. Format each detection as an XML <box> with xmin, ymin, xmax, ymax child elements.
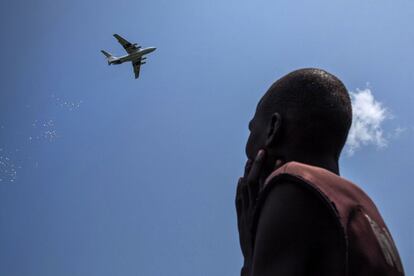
<box><xmin>248</xmin><ymin>68</ymin><xmax>352</xmax><ymax>160</ymax></box>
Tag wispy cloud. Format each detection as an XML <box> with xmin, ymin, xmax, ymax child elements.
<box><xmin>346</xmin><ymin>88</ymin><xmax>389</xmax><ymax>155</ymax></box>
<box><xmin>388</xmin><ymin>126</ymin><xmax>406</xmax><ymax>140</ymax></box>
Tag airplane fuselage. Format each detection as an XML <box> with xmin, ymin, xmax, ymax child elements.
<box><xmin>102</xmin><ymin>34</ymin><xmax>156</xmax><ymax>78</ymax></box>
<box><xmin>109</xmin><ymin>47</ymin><xmax>156</xmax><ymax>65</ymax></box>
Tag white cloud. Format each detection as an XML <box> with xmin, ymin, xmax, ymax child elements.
<box><xmin>389</xmin><ymin>126</ymin><xmax>406</xmax><ymax>139</ymax></box>
<box><xmin>346</xmin><ymin>88</ymin><xmax>389</xmax><ymax>155</ymax></box>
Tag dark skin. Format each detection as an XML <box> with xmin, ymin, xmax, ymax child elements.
<box><xmin>236</xmin><ymin>101</ymin><xmax>344</xmax><ymax>275</ymax></box>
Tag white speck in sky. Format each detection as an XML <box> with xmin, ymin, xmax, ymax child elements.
<box><xmin>30</xmin><ymin>119</ymin><xmax>58</xmax><ymax>142</ymax></box>
<box><xmin>0</xmin><ymin>154</ymin><xmax>17</xmax><ymax>183</ymax></box>
<box><xmin>51</xmin><ymin>94</ymin><xmax>83</xmax><ymax>111</ymax></box>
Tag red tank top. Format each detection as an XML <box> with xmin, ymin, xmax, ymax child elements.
<box><xmin>256</xmin><ymin>161</ymin><xmax>404</xmax><ymax>276</ymax></box>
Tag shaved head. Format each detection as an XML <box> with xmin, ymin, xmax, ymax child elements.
<box><xmin>247</xmin><ymin>68</ymin><xmax>352</xmax><ymax>160</ymax></box>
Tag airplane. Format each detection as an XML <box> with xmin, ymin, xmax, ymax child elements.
<box><xmin>101</xmin><ymin>34</ymin><xmax>156</xmax><ymax>79</ymax></box>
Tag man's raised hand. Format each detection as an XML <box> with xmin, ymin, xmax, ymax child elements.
<box><xmin>235</xmin><ymin>149</ymin><xmax>266</xmax><ymax>275</ymax></box>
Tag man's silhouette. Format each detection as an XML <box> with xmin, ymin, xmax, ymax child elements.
<box><xmin>236</xmin><ymin>68</ymin><xmax>404</xmax><ymax>275</ymax></box>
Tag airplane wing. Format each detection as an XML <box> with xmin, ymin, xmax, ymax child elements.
<box><xmin>132</xmin><ymin>58</ymin><xmax>141</xmax><ymax>79</ymax></box>
<box><xmin>113</xmin><ymin>34</ymin><xmax>140</xmax><ymax>54</ymax></box>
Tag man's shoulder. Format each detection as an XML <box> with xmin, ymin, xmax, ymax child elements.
<box><xmin>257</xmin><ymin>177</ymin><xmax>334</xmax><ymax>225</ymax></box>
<box><xmin>254</xmin><ymin>176</ymin><xmax>344</xmax><ymax>250</ymax></box>
<box><xmin>252</xmin><ymin>178</ymin><xmax>345</xmax><ymax>275</ymax></box>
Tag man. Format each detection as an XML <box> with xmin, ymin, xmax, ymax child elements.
<box><xmin>235</xmin><ymin>68</ymin><xmax>404</xmax><ymax>275</ymax></box>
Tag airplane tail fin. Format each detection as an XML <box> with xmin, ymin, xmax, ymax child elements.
<box><xmin>101</xmin><ymin>50</ymin><xmax>116</xmax><ymax>65</ymax></box>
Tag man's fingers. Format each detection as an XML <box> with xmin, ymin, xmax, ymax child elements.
<box><xmin>237</xmin><ymin>150</ymin><xmax>266</xmax><ymax>220</ymax></box>
<box><xmin>247</xmin><ymin>149</ymin><xmax>266</xmax><ymax>183</ymax></box>
<box><xmin>246</xmin><ymin>149</ymin><xmax>266</xmax><ymax>203</ymax></box>
<box><xmin>236</xmin><ymin>177</ymin><xmax>249</xmax><ymax>213</ymax></box>
<box><xmin>244</xmin><ymin>159</ymin><xmax>253</xmax><ymax>178</ymax></box>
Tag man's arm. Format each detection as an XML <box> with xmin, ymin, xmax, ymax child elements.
<box><xmin>250</xmin><ymin>180</ymin><xmax>343</xmax><ymax>276</ymax></box>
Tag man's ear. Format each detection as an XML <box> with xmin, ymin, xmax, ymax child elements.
<box><xmin>265</xmin><ymin>112</ymin><xmax>282</xmax><ymax>148</ymax></box>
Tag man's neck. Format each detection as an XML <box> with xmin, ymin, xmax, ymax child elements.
<box><xmin>282</xmin><ymin>155</ymin><xmax>340</xmax><ymax>175</ymax></box>
<box><xmin>260</xmin><ymin>153</ymin><xmax>340</xmax><ymax>186</ymax></box>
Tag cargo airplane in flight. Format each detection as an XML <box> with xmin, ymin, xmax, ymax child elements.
<box><xmin>101</xmin><ymin>34</ymin><xmax>156</xmax><ymax>79</ymax></box>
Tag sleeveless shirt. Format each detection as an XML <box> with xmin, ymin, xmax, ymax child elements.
<box><xmin>253</xmin><ymin>161</ymin><xmax>404</xmax><ymax>276</ymax></box>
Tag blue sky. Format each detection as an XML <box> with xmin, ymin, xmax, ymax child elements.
<box><xmin>0</xmin><ymin>0</ymin><xmax>413</xmax><ymax>275</ymax></box>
